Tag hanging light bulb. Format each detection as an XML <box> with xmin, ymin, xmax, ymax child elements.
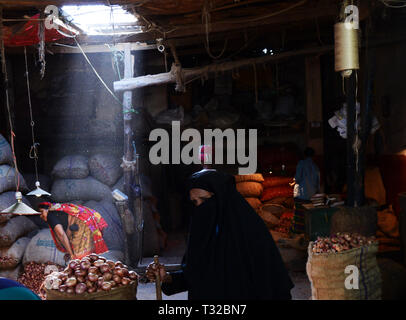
<box><xmin>27</xmin><ymin>181</ymin><xmax>51</xmax><ymax>197</ymax></box>
<box><xmin>0</xmin><ymin>192</ymin><xmax>40</xmax><ymax>215</ymax></box>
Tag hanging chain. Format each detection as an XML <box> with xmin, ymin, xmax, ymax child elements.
<box><xmin>24</xmin><ymin>46</ymin><xmax>40</xmax><ymax>182</ymax></box>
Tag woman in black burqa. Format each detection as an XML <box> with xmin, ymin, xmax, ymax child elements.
<box><xmin>147</xmin><ymin>169</ymin><xmax>294</xmax><ymax>300</ymax></box>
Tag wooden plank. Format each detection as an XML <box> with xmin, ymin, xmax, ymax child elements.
<box><xmin>48</xmin><ymin>42</ymin><xmax>156</xmax><ymax>53</ymax></box>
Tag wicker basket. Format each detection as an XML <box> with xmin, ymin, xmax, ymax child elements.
<box><xmin>45</xmin><ymin>280</ymin><xmax>137</xmax><ymax>300</ymax></box>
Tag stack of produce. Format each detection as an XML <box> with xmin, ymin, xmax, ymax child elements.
<box><xmin>311</xmin><ymin>233</ymin><xmax>377</xmax><ymax>254</ymax></box>
<box><xmin>44</xmin><ymin>254</ymin><xmax>138</xmax><ymax>300</ymax></box>
<box><xmin>260</xmin><ymin>175</ymin><xmax>294</xmax><ymax>205</ymax></box>
<box><xmin>307</xmin><ymin>233</ymin><xmax>381</xmax><ymax>300</ymax></box>
<box><xmin>0</xmin><ymin>135</ymin><xmax>39</xmax><ymax>280</ymax></box>
<box><xmin>50</xmin><ymin>154</ymin><xmax>122</xmax><ymax>203</ymax></box>
<box><xmin>274</xmin><ymin>211</ymin><xmax>294</xmax><ymax>234</ymax></box>
<box><xmin>234</xmin><ymin>174</ymin><xmax>264</xmax><ymax>210</ymax></box>
<box><xmin>17</xmin><ymin>262</ymin><xmax>64</xmax><ymax>299</ymax></box>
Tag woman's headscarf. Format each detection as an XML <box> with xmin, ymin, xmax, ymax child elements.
<box><xmin>184</xmin><ymin>169</ymin><xmax>294</xmax><ymax>300</ymax></box>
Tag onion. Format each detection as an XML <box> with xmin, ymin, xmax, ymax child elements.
<box><xmin>77</xmin><ymin>276</ymin><xmax>86</xmax><ymax>283</ymax></box>
<box><xmin>114</xmin><ymin>267</ymin><xmax>125</xmax><ymax>277</ymax></box>
<box><xmin>85</xmin><ymin>280</ymin><xmax>94</xmax><ymax>289</ymax></box>
<box><xmin>88</xmin><ymin>253</ymin><xmax>99</xmax><ymax>262</ymax></box>
<box><xmin>121</xmin><ymin>268</ymin><xmax>129</xmax><ymax>277</ymax></box>
<box><xmin>102</xmin><ymin>272</ymin><xmax>113</xmax><ymax>281</ymax></box>
<box><xmin>87</xmin><ymin>287</ymin><xmax>96</xmax><ymax>293</ymax></box>
<box><xmin>97</xmin><ymin>277</ymin><xmax>104</xmax><ymax>288</ymax></box>
<box><xmin>75</xmin><ymin>283</ymin><xmax>87</xmax><ymax>294</ymax></box>
<box><xmin>88</xmin><ymin>266</ymin><xmax>98</xmax><ymax>274</ymax></box>
<box><xmin>59</xmin><ymin>273</ymin><xmax>69</xmax><ymax>282</ymax></box>
<box><xmin>75</xmin><ymin>269</ymin><xmax>86</xmax><ymax>277</ymax></box>
<box><xmin>106</xmin><ymin>260</ymin><xmax>115</xmax><ymax>269</ymax></box>
<box><xmin>115</xmin><ymin>261</ymin><xmax>124</xmax><ymax>268</ymax></box>
<box><xmin>80</xmin><ymin>260</ymin><xmax>91</xmax><ymax>270</ymax></box>
<box><xmin>113</xmin><ymin>275</ymin><xmax>122</xmax><ymax>284</ymax></box>
<box><xmin>88</xmin><ymin>273</ymin><xmax>98</xmax><ymax>282</ymax></box>
<box><xmin>94</xmin><ymin>260</ymin><xmax>105</xmax><ymax>267</ymax></box>
<box><xmin>128</xmin><ymin>271</ymin><xmax>138</xmax><ymax>280</ymax></box>
<box><xmin>102</xmin><ymin>281</ymin><xmax>112</xmax><ymax>291</ymax></box>
<box><xmin>66</xmin><ymin>287</ymin><xmax>74</xmax><ymax>294</ymax></box>
<box><xmin>66</xmin><ymin>277</ymin><xmax>77</xmax><ymax>288</ymax></box>
<box><xmin>121</xmin><ymin>277</ymin><xmax>130</xmax><ymax>286</ymax></box>
<box><xmin>59</xmin><ymin>284</ymin><xmax>67</xmax><ymax>293</ymax></box>
<box><xmin>99</xmin><ymin>263</ymin><xmax>110</xmax><ymax>274</ymax></box>
<box><xmin>69</xmin><ymin>260</ymin><xmax>79</xmax><ymax>270</ymax></box>
<box><xmin>98</xmin><ymin>256</ymin><xmax>107</xmax><ymax>262</ymax></box>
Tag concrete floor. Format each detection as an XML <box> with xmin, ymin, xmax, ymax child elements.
<box><xmin>137</xmin><ymin>232</ymin><xmax>312</xmax><ymax>300</ymax></box>
<box><xmin>136</xmin><ymin>271</ymin><xmax>311</xmax><ymax>300</ymax></box>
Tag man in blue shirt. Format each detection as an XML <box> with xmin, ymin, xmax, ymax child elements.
<box><xmin>290</xmin><ymin>147</ymin><xmax>320</xmax><ymax>234</ymax></box>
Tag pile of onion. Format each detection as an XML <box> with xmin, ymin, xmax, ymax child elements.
<box><xmin>46</xmin><ymin>254</ymin><xmax>138</xmax><ymax>295</ymax></box>
<box><xmin>312</xmin><ymin>233</ymin><xmax>378</xmax><ymax>254</ymax></box>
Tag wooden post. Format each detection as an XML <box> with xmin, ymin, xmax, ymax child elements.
<box><xmin>305</xmin><ymin>56</ymin><xmax>324</xmax><ymax>155</ymax></box>
<box><xmin>122</xmin><ymin>43</ymin><xmax>138</xmax><ymax>263</ymax></box>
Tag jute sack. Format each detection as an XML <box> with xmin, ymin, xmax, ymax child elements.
<box><xmin>51</xmin><ymin>177</ymin><xmax>112</xmax><ymax>202</ymax></box>
<box><xmin>0</xmin><ymin>237</ymin><xmax>30</xmax><ymax>269</ymax></box>
<box><xmin>244</xmin><ymin>197</ymin><xmax>262</xmax><ymax>210</ymax></box>
<box><xmin>236</xmin><ymin>181</ymin><xmax>263</xmax><ymax>198</ymax></box>
<box><xmin>0</xmin><ymin>216</ymin><xmax>38</xmax><ymax>248</ymax></box>
<box><xmin>306</xmin><ymin>242</ymin><xmax>382</xmax><ymax>300</ymax></box>
<box><xmin>234</xmin><ymin>174</ymin><xmax>264</xmax><ymax>184</ymax></box>
<box><xmin>0</xmin><ymin>165</ymin><xmax>28</xmax><ymax>194</ymax></box>
<box><xmin>0</xmin><ymin>264</ymin><xmax>22</xmax><ymax>280</ymax></box>
<box><xmin>0</xmin><ymin>134</ymin><xmax>13</xmax><ymax>166</ymax></box>
<box><xmin>52</xmin><ymin>155</ymin><xmax>89</xmax><ymax>179</ymax></box>
<box><xmin>89</xmin><ymin>154</ymin><xmax>122</xmax><ymax>187</ymax></box>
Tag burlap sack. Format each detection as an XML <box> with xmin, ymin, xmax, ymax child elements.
<box><xmin>0</xmin><ymin>216</ymin><xmax>38</xmax><ymax>248</ymax></box>
<box><xmin>52</xmin><ymin>155</ymin><xmax>89</xmax><ymax>179</ymax></box>
<box><xmin>306</xmin><ymin>242</ymin><xmax>382</xmax><ymax>300</ymax></box>
<box><xmin>0</xmin><ymin>237</ymin><xmax>30</xmax><ymax>269</ymax></box>
<box><xmin>234</xmin><ymin>174</ymin><xmax>264</xmax><ymax>184</ymax></box>
<box><xmin>236</xmin><ymin>181</ymin><xmax>263</xmax><ymax>198</ymax></box>
<box><xmin>0</xmin><ymin>165</ymin><xmax>28</xmax><ymax>194</ymax></box>
<box><xmin>0</xmin><ymin>134</ymin><xmax>13</xmax><ymax>166</ymax></box>
<box><xmin>244</xmin><ymin>197</ymin><xmax>262</xmax><ymax>210</ymax></box>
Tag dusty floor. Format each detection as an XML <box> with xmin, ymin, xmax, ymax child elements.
<box><xmin>136</xmin><ymin>271</ymin><xmax>311</xmax><ymax>300</ymax></box>
<box><xmin>138</xmin><ymin>233</ymin><xmax>312</xmax><ymax>300</ymax></box>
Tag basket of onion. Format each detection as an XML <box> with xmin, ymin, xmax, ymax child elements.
<box><xmin>44</xmin><ymin>254</ymin><xmax>138</xmax><ymax>300</ymax></box>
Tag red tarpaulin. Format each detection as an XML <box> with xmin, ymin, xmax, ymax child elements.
<box><xmin>3</xmin><ymin>14</ymin><xmax>66</xmax><ymax>47</ymax></box>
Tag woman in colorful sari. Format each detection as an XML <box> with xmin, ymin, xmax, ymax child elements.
<box><xmin>38</xmin><ymin>202</ymin><xmax>109</xmax><ymax>261</ymax></box>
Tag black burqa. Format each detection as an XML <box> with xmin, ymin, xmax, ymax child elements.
<box><xmin>162</xmin><ymin>169</ymin><xmax>294</xmax><ymax>300</ymax></box>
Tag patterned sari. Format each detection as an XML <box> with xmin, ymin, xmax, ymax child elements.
<box><xmin>40</xmin><ymin>202</ymin><xmax>109</xmax><ymax>259</ymax></box>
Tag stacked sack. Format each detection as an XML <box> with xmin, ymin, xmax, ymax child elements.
<box><xmin>37</xmin><ymin>153</ymin><xmax>123</xmax><ymax>261</ymax></box>
<box><xmin>50</xmin><ymin>154</ymin><xmax>120</xmax><ymax>203</ymax></box>
<box><xmin>234</xmin><ymin>174</ymin><xmax>264</xmax><ymax>211</ymax></box>
<box><xmin>0</xmin><ymin>134</ymin><xmax>39</xmax><ymax>280</ymax></box>
<box><xmin>259</xmin><ymin>175</ymin><xmax>295</xmax><ymax>236</ymax></box>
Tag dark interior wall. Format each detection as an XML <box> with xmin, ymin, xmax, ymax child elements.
<box><xmin>6</xmin><ymin>51</ymin><xmax>124</xmax><ymax>175</ymax></box>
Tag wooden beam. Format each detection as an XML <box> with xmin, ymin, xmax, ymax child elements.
<box><xmin>113</xmin><ymin>44</ymin><xmax>334</xmax><ymax>92</ymax></box>
<box><xmin>48</xmin><ymin>42</ymin><xmax>156</xmax><ymax>53</ymax></box>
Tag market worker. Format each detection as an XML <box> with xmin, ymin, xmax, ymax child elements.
<box><xmin>0</xmin><ymin>278</ymin><xmax>41</xmax><ymax>300</ymax></box>
<box><xmin>38</xmin><ymin>202</ymin><xmax>109</xmax><ymax>261</ymax></box>
<box><xmin>146</xmin><ymin>169</ymin><xmax>294</xmax><ymax>300</ymax></box>
<box><xmin>289</xmin><ymin>147</ymin><xmax>320</xmax><ymax>234</ymax></box>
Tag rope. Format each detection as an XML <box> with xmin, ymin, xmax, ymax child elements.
<box><xmin>1</xmin><ymin>11</ymin><xmax>20</xmax><ymax>192</ymax></box>
<box><xmin>38</xmin><ymin>13</ymin><xmax>46</xmax><ymax>79</ymax></box>
<box><xmin>202</xmin><ymin>0</ymin><xmax>228</xmax><ymax>60</ymax></box>
<box><xmin>24</xmin><ymin>46</ymin><xmax>40</xmax><ymax>182</ymax></box>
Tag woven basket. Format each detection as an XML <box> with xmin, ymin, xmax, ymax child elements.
<box><xmin>45</xmin><ymin>280</ymin><xmax>137</xmax><ymax>300</ymax></box>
